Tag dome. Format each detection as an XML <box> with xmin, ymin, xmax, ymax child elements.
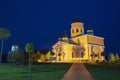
<box><xmin>87</xmin><ymin>27</ymin><xmax>94</xmax><ymax>35</ymax></box>
<box><xmin>72</xmin><ymin>17</ymin><xmax>82</xmax><ymax>23</ymax></box>
<box><xmin>87</xmin><ymin>27</ymin><xmax>93</xmax><ymax>30</ymax></box>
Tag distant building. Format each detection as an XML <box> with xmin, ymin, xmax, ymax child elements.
<box><xmin>52</xmin><ymin>18</ymin><xmax>105</xmax><ymax>61</ymax></box>
<box><xmin>7</xmin><ymin>41</ymin><xmax>19</xmax><ymax>62</ymax></box>
<box><xmin>11</xmin><ymin>41</ymin><xmax>19</xmax><ymax>52</ymax></box>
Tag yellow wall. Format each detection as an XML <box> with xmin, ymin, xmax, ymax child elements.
<box><xmin>72</xmin><ymin>35</ymin><xmax>104</xmax><ymax>45</ymax></box>
<box><xmin>71</xmin><ymin>35</ymin><xmax>104</xmax><ymax>61</ymax></box>
<box><xmin>62</xmin><ymin>43</ymin><xmax>74</xmax><ymax>61</ymax></box>
<box><xmin>87</xmin><ymin>35</ymin><xmax>104</xmax><ymax>45</ymax></box>
<box><xmin>83</xmin><ymin>44</ymin><xmax>89</xmax><ymax>60</ymax></box>
<box><xmin>71</xmin><ymin>35</ymin><xmax>88</xmax><ymax>44</ymax></box>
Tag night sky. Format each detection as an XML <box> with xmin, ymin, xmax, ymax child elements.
<box><xmin>0</xmin><ymin>0</ymin><xmax>120</xmax><ymax>54</ymax></box>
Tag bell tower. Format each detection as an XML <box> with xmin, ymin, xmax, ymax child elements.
<box><xmin>71</xmin><ymin>18</ymin><xmax>84</xmax><ymax>37</ymax></box>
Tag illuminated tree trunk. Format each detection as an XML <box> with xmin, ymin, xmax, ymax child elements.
<box><xmin>25</xmin><ymin>42</ymin><xmax>34</xmax><ymax>79</ymax></box>
<box><xmin>0</xmin><ymin>40</ymin><xmax>4</xmax><ymax>63</ymax></box>
<box><xmin>0</xmin><ymin>28</ymin><xmax>10</xmax><ymax>63</ymax></box>
<box><xmin>29</xmin><ymin>52</ymin><xmax>31</xmax><ymax>78</ymax></box>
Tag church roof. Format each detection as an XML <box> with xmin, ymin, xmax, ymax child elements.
<box><xmin>60</xmin><ymin>39</ymin><xmax>77</xmax><ymax>44</ymax></box>
<box><xmin>71</xmin><ymin>34</ymin><xmax>84</xmax><ymax>38</ymax></box>
<box><xmin>68</xmin><ymin>39</ymin><xmax>77</xmax><ymax>44</ymax></box>
<box><xmin>72</xmin><ymin>17</ymin><xmax>82</xmax><ymax>23</ymax></box>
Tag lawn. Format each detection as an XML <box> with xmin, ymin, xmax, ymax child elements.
<box><xmin>1</xmin><ymin>62</ymin><xmax>120</xmax><ymax>80</ymax></box>
<box><xmin>0</xmin><ymin>63</ymin><xmax>72</xmax><ymax>80</ymax></box>
<box><xmin>84</xmin><ymin>63</ymin><xmax>120</xmax><ymax>80</ymax></box>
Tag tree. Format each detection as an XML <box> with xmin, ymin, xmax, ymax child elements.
<box><xmin>16</xmin><ymin>49</ymin><xmax>24</xmax><ymax>65</ymax></box>
<box><xmin>31</xmin><ymin>50</ymin><xmax>40</xmax><ymax>62</ymax></box>
<box><xmin>25</xmin><ymin>42</ymin><xmax>34</xmax><ymax>78</ymax></box>
<box><xmin>45</xmin><ymin>51</ymin><xmax>50</xmax><ymax>61</ymax></box>
<box><xmin>0</xmin><ymin>28</ymin><xmax>10</xmax><ymax>63</ymax></box>
<box><xmin>101</xmin><ymin>51</ymin><xmax>106</xmax><ymax>56</ymax></box>
<box><xmin>8</xmin><ymin>49</ymin><xmax>24</xmax><ymax>65</ymax></box>
<box><xmin>50</xmin><ymin>50</ymin><xmax>55</xmax><ymax>56</ymax></box>
<box><xmin>101</xmin><ymin>51</ymin><xmax>106</xmax><ymax>60</ymax></box>
<box><xmin>8</xmin><ymin>51</ymin><xmax>16</xmax><ymax>63</ymax></box>
<box><xmin>40</xmin><ymin>49</ymin><xmax>49</xmax><ymax>61</ymax></box>
<box><xmin>108</xmin><ymin>53</ymin><xmax>115</xmax><ymax>62</ymax></box>
<box><xmin>115</xmin><ymin>53</ymin><xmax>119</xmax><ymax>62</ymax></box>
<box><xmin>40</xmin><ymin>54</ymin><xmax>47</xmax><ymax>61</ymax></box>
<box><xmin>49</xmin><ymin>51</ymin><xmax>56</xmax><ymax>62</ymax></box>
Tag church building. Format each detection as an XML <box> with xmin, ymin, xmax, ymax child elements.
<box><xmin>52</xmin><ymin>18</ymin><xmax>105</xmax><ymax>61</ymax></box>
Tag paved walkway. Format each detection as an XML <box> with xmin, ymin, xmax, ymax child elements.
<box><xmin>61</xmin><ymin>63</ymin><xmax>95</xmax><ymax>80</ymax></box>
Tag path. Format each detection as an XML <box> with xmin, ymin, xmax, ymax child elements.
<box><xmin>61</xmin><ymin>62</ymin><xmax>95</xmax><ymax>80</ymax></box>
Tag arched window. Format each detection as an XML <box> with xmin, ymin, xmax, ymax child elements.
<box><xmin>76</xmin><ymin>29</ymin><xmax>79</xmax><ymax>32</ymax></box>
<box><xmin>81</xmin><ymin>29</ymin><xmax>82</xmax><ymax>33</ymax></box>
<box><xmin>72</xmin><ymin>29</ymin><xmax>74</xmax><ymax>33</ymax></box>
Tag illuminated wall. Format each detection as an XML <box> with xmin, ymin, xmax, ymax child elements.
<box><xmin>87</xmin><ymin>35</ymin><xmax>104</xmax><ymax>45</ymax></box>
<box><xmin>52</xmin><ymin>20</ymin><xmax>105</xmax><ymax>62</ymax></box>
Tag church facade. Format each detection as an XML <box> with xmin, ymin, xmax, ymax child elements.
<box><xmin>52</xmin><ymin>19</ymin><xmax>105</xmax><ymax>61</ymax></box>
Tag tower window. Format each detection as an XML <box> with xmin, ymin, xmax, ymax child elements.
<box><xmin>81</xmin><ymin>29</ymin><xmax>82</xmax><ymax>32</ymax></box>
<box><xmin>76</xmin><ymin>29</ymin><xmax>79</xmax><ymax>32</ymax></box>
<box><xmin>72</xmin><ymin>29</ymin><xmax>74</xmax><ymax>33</ymax></box>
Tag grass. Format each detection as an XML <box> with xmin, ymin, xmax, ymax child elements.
<box><xmin>0</xmin><ymin>63</ymin><xmax>72</xmax><ymax>80</ymax></box>
<box><xmin>1</xmin><ymin>62</ymin><xmax>120</xmax><ymax>80</ymax></box>
<box><xmin>84</xmin><ymin>63</ymin><xmax>120</xmax><ymax>80</ymax></box>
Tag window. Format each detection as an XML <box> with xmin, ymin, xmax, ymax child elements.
<box><xmin>81</xmin><ymin>29</ymin><xmax>82</xmax><ymax>32</ymax></box>
<box><xmin>72</xmin><ymin>29</ymin><xmax>74</xmax><ymax>33</ymax></box>
<box><xmin>76</xmin><ymin>29</ymin><xmax>79</xmax><ymax>32</ymax></box>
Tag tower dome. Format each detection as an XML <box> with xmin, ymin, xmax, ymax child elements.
<box><xmin>72</xmin><ymin>17</ymin><xmax>82</xmax><ymax>23</ymax></box>
<box><xmin>87</xmin><ymin>27</ymin><xmax>94</xmax><ymax>35</ymax></box>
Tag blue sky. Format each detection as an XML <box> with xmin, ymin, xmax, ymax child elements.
<box><xmin>0</xmin><ymin>0</ymin><xmax>120</xmax><ymax>53</ymax></box>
